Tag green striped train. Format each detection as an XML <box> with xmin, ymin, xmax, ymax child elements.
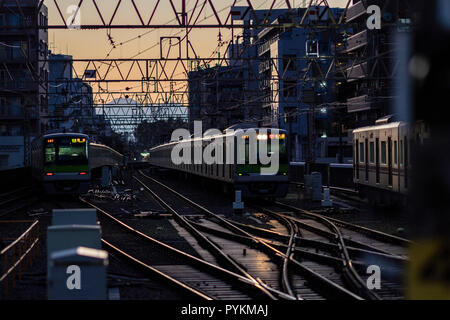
<box><xmin>31</xmin><ymin>133</ymin><xmax>124</xmax><ymax>194</ymax></box>
<box><xmin>147</xmin><ymin>127</ymin><xmax>289</xmax><ymax>199</ymax></box>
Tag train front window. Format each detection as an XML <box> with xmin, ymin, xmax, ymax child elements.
<box><xmin>45</xmin><ymin>141</ymin><xmax>56</xmax><ymax>163</ymax></box>
<box><xmin>44</xmin><ymin>137</ymin><xmax>88</xmax><ymax>165</ymax></box>
<box><xmin>243</xmin><ymin>135</ymin><xmax>288</xmax><ymax>165</ymax></box>
<box><xmin>276</xmin><ymin>139</ymin><xmax>288</xmax><ymax>164</ymax></box>
<box><xmin>258</xmin><ymin>137</ymin><xmax>288</xmax><ymax>164</ymax></box>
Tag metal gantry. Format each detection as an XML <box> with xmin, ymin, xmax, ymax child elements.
<box><xmin>1</xmin><ymin>0</ymin><xmax>414</xmax><ymax>135</ymax></box>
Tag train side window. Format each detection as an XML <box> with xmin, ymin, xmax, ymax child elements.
<box><xmin>394</xmin><ymin>141</ymin><xmax>398</xmax><ymax>165</ymax></box>
<box><xmin>369</xmin><ymin>141</ymin><xmax>375</xmax><ymax>163</ymax></box>
<box><xmin>381</xmin><ymin>141</ymin><xmax>387</xmax><ymax>164</ymax></box>
<box><xmin>400</xmin><ymin>140</ymin><xmax>403</xmax><ymax>165</ymax></box>
<box><xmin>359</xmin><ymin>142</ymin><xmax>364</xmax><ymax>163</ymax></box>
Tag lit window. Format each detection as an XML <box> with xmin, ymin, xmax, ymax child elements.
<box><xmin>359</xmin><ymin>142</ymin><xmax>364</xmax><ymax>163</ymax></box>
<box><xmin>369</xmin><ymin>142</ymin><xmax>375</xmax><ymax>163</ymax></box>
<box><xmin>381</xmin><ymin>141</ymin><xmax>387</xmax><ymax>164</ymax></box>
<box><xmin>394</xmin><ymin>141</ymin><xmax>398</xmax><ymax>165</ymax></box>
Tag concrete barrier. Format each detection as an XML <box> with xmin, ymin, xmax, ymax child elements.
<box><xmin>48</xmin><ymin>246</ymin><xmax>108</xmax><ymax>300</ymax></box>
<box><xmin>52</xmin><ymin>209</ymin><xmax>98</xmax><ymax>226</ymax></box>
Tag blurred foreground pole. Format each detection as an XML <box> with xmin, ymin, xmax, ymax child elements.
<box><xmin>408</xmin><ymin>0</ymin><xmax>450</xmax><ymax>299</ymax></box>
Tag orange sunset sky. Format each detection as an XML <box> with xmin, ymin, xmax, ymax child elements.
<box><xmin>43</xmin><ymin>0</ymin><xmax>349</xmax><ymax>104</ymax></box>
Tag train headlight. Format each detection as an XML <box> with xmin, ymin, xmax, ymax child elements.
<box><xmin>257</xmin><ymin>134</ymin><xmax>268</xmax><ymax>140</ymax></box>
<box><xmin>269</xmin><ymin>133</ymin><xmax>286</xmax><ymax>140</ymax></box>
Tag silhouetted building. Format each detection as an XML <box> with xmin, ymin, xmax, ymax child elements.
<box><xmin>0</xmin><ymin>0</ymin><xmax>48</xmax><ymax>169</ymax></box>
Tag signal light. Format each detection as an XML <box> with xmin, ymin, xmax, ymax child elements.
<box><xmin>46</xmin><ymin>172</ymin><xmax>54</xmax><ymax>176</ymax></box>
<box><xmin>79</xmin><ymin>172</ymin><xmax>87</xmax><ymax>175</ymax></box>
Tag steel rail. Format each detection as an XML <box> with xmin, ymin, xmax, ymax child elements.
<box><xmin>284</xmin><ymin>186</ymin><xmax>411</xmax><ymax>245</ymax></box>
<box><xmin>258</xmin><ymin>206</ymin><xmax>402</xmax><ymax>256</ymax></box>
<box><xmin>269</xmin><ymin>202</ymin><xmax>381</xmax><ymax>300</ymax></box>
<box><xmin>0</xmin><ymin>187</ymin><xmax>37</xmax><ymax>217</ymax></box>
<box><xmin>290</xmin><ymin>182</ymin><xmax>359</xmax><ymax>196</ymax></box>
<box><xmin>289</xmin><ymin>182</ymin><xmax>366</xmax><ymax>208</ymax></box>
<box><xmin>186</xmin><ymin>217</ymin><xmax>364</xmax><ymax>271</ymax></box>
<box><xmin>138</xmin><ymin>171</ymin><xmax>363</xmax><ymax>300</ymax></box>
<box><xmin>0</xmin><ymin>186</ymin><xmax>32</xmax><ymax>202</ymax></box>
<box><xmin>101</xmin><ymin>239</ymin><xmax>213</xmax><ymax>300</ymax></box>
<box><xmin>222</xmin><ymin>216</ymin><xmax>408</xmax><ymax>266</ymax></box>
<box><xmin>281</xmin><ymin>216</ymin><xmax>296</xmax><ymax>298</ymax></box>
<box><xmin>79</xmin><ymin>197</ymin><xmax>292</xmax><ymax>300</ymax></box>
<box><xmin>273</xmin><ymin>201</ymin><xmax>412</xmax><ymax>246</ymax></box>
<box><xmin>133</xmin><ymin>175</ymin><xmax>280</xmax><ymax>300</ymax></box>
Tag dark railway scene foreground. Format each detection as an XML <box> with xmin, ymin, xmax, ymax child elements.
<box><xmin>1</xmin><ymin>0</ymin><xmax>449</xmax><ymax>307</ymax></box>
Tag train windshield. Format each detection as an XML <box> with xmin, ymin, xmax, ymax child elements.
<box><xmin>244</xmin><ymin>134</ymin><xmax>288</xmax><ymax>164</ymax></box>
<box><xmin>264</xmin><ymin>138</ymin><xmax>288</xmax><ymax>164</ymax></box>
<box><xmin>44</xmin><ymin>137</ymin><xmax>88</xmax><ymax>165</ymax></box>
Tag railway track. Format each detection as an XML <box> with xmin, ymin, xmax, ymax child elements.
<box><xmin>290</xmin><ymin>181</ymin><xmax>366</xmax><ymax>207</ymax></box>
<box><xmin>250</xmin><ymin>200</ymin><xmax>409</xmax><ymax>299</ymax></box>
<box><xmin>73</xmin><ymin>169</ymin><xmax>409</xmax><ymax>300</ymax></box>
<box><xmin>136</xmin><ymin>170</ymin><xmax>365</xmax><ymax>300</ymax></box>
<box><xmin>79</xmin><ymin>196</ymin><xmax>289</xmax><ymax>300</ymax></box>
<box><xmin>0</xmin><ymin>186</ymin><xmax>37</xmax><ymax>218</ymax></box>
<box><xmin>290</xmin><ymin>182</ymin><xmax>358</xmax><ymax>196</ymax></box>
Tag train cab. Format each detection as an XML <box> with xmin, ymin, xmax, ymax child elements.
<box><xmin>32</xmin><ymin>133</ymin><xmax>91</xmax><ymax>193</ymax></box>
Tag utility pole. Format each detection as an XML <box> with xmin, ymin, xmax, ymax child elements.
<box><xmin>408</xmin><ymin>0</ymin><xmax>450</xmax><ymax>299</ymax></box>
<box><xmin>286</xmin><ymin>109</ymin><xmax>294</xmax><ymax>162</ymax></box>
<box><xmin>303</xmin><ymin>88</ymin><xmax>316</xmax><ymax>174</ymax></box>
<box><xmin>338</xmin><ymin>113</ymin><xmax>344</xmax><ymax>164</ymax></box>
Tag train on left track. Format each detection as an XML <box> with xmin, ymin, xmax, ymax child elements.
<box><xmin>31</xmin><ymin>133</ymin><xmax>124</xmax><ymax>194</ymax></box>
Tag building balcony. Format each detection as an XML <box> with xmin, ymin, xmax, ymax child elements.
<box><xmin>0</xmin><ymin>80</ymin><xmax>37</xmax><ymax>91</ymax></box>
<box><xmin>346</xmin><ymin>30</ymin><xmax>368</xmax><ymax>52</ymax></box>
<box><xmin>346</xmin><ymin>1</ymin><xmax>366</xmax><ymax>22</ymax></box>
<box><xmin>0</xmin><ymin>56</ymin><xmax>28</xmax><ymax>64</ymax></box>
<box><xmin>258</xmin><ymin>60</ymin><xmax>271</xmax><ymax>73</ymax></box>
<box><xmin>258</xmin><ymin>41</ymin><xmax>271</xmax><ymax>56</ymax></box>
<box><xmin>0</xmin><ymin>114</ymin><xmax>24</xmax><ymax>120</ymax></box>
<box><xmin>262</xmin><ymin>98</ymin><xmax>272</xmax><ymax>107</ymax></box>
<box><xmin>259</xmin><ymin>79</ymin><xmax>271</xmax><ymax>90</ymax></box>
<box><xmin>346</xmin><ymin>62</ymin><xmax>368</xmax><ymax>82</ymax></box>
<box><xmin>346</xmin><ymin>0</ymin><xmax>383</xmax><ymax>23</ymax></box>
<box><xmin>347</xmin><ymin>95</ymin><xmax>374</xmax><ymax>113</ymax></box>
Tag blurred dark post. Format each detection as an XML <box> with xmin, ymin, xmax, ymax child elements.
<box><xmin>408</xmin><ymin>0</ymin><xmax>450</xmax><ymax>299</ymax></box>
<box><xmin>303</xmin><ymin>89</ymin><xmax>316</xmax><ymax>174</ymax></box>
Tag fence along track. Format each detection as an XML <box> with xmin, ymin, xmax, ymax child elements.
<box><xmin>0</xmin><ymin>220</ymin><xmax>40</xmax><ymax>297</ymax></box>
